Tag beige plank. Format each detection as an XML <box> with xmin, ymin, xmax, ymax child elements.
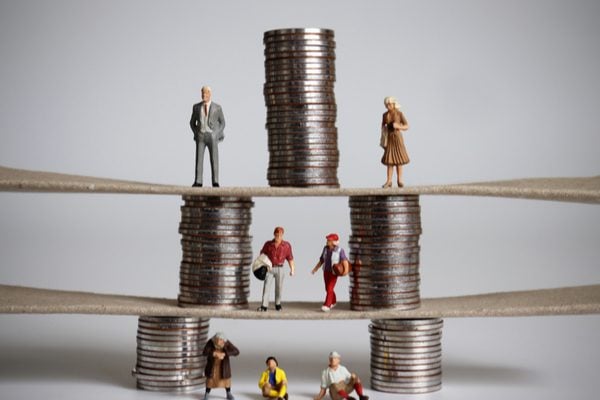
<box><xmin>1</xmin><ymin>284</ymin><xmax>599</xmax><ymax>319</ymax></box>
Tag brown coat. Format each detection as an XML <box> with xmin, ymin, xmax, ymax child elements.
<box><xmin>203</xmin><ymin>339</ymin><xmax>240</xmax><ymax>379</ymax></box>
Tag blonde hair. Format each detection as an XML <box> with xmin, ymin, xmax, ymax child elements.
<box><xmin>384</xmin><ymin>96</ymin><xmax>401</xmax><ymax>110</ymax></box>
<box><xmin>201</xmin><ymin>86</ymin><xmax>212</xmax><ymax>94</ymax></box>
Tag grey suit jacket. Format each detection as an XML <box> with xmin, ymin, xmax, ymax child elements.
<box><xmin>190</xmin><ymin>101</ymin><xmax>226</xmax><ymax>141</ymax></box>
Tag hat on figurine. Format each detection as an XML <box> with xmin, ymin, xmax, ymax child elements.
<box><xmin>252</xmin><ymin>253</ymin><xmax>273</xmax><ymax>281</ymax></box>
<box><xmin>326</xmin><ymin>233</ymin><xmax>339</xmax><ymax>241</ymax></box>
<box><xmin>329</xmin><ymin>351</ymin><xmax>341</xmax><ymax>359</ymax></box>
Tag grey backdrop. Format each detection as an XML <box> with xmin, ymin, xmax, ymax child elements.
<box><xmin>1</xmin><ymin>0</ymin><xmax>599</xmax><ymax>399</ymax></box>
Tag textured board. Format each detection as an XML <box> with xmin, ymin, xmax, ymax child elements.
<box><xmin>1</xmin><ymin>284</ymin><xmax>599</xmax><ymax>320</ymax></box>
<box><xmin>1</xmin><ymin>165</ymin><xmax>599</xmax><ymax>203</ymax></box>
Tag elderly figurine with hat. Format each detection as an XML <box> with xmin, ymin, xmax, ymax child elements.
<box><xmin>314</xmin><ymin>351</ymin><xmax>369</xmax><ymax>400</ymax></box>
<box><xmin>311</xmin><ymin>233</ymin><xmax>350</xmax><ymax>312</ymax></box>
<box><xmin>202</xmin><ymin>332</ymin><xmax>240</xmax><ymax>400</ymax></box>
<box><xmin>255</xmin><ymin>226</ymin><xmax>296</xmax><ymax>312</ymax></box>
<box><xmin>258</xmin><ymin>356</ymin><xmax>289</xmax><ymax>400</ymax></box>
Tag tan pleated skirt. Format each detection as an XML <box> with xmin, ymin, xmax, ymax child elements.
<box><xmin>381</xmin><ymin>130</ymin><xmax>410</xmax><ymax>166</ymax></box>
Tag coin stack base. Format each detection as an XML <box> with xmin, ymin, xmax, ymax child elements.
<box><xmin>132</xmin><ymin>316</ymin><xmax>210</xmax><ymax>392</ymax></box>
<box><xmin>264</xmin><ymin>28</ymin><xmax>340</xmax><ymax>188</ymax></box>
<box><xmin>178</xmin><ymin>196</ymin><xmax>254</xmax><ymax>309</ymax></box>
<box><xmin>370</xmin><ymin>319</ymin><xmax>443</xmax><ymax>394</ymax></box>
<box><xmin>349</xmin><ymin>195</ymin><xmax>422</xmax><ymax>310</ymax></box>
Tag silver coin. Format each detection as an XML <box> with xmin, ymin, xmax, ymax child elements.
<box><xmin>134</xmin><ymin>366</ymin><xmax>204</xmax><ymax>376</ymax></box>
<box><xmin>136</xmin><ymin>336</ymin><xmax>209</xmax><ymax>345</ymax></box>
<box><xmin>137</xmin><ymin>354</ymin><xmax>205</xmax><ymax>363</ymax></box>
<box><xmin>139</xmin><ymin>316</ymin><xmax>208</xmax><ymax>323</ymax></box>
<box><xmin>370</xmin><ymin>358</ymin><xmax>442</xmax><ymax>368</ymax></box>
<box><xmin>177</xmin><ymin>297</ymin><xmax>248</xmax><ymax>308</ymax></box>
<box><xmin>134</xmin><ymin>375</ymin><xmax>206</xmax><ymax>385</ymax></box>
<box><xmin>136</xmin><ymin>326</ymin><xmax>210</xmax><ymax>334</ymax></box>
<box><xmin>137</xmin><ymin>322</ymin><xmax>211</xmax><ymax>331</ymax></box>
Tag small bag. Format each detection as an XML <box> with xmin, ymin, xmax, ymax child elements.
<box><xmin>379</xmin><ymin>126</ymin><xmax>388</xmax><ymax>149</ymax></box>
<box><xmin>252</xmin><ymin>254</ymin><xmax>272</xmax><ymax>281</ymax></box>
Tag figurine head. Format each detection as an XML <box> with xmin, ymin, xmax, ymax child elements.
<box><xmin>201</xmin><ymin>86</ymin><xmax>212</xmax><ymax>103</ymax></box>
<box><xmin>326</xmin><ymin>233</ymin><xmax>339</xmax><ymax>248</ymax></box>
<box><xmin>384</xmin><ymin>96</ymin><xmax>401</xmax><ymax>112</ymax></box>
<box><xmin>328</xmin><ymin>351</ymin><xmax>341</xmax><ymax>367</ymax></box>
<box><xmin>273</xmin><ymin>226</ymin><xmax>284</xmax><ymax>242</ymax></box>
<box><xmin>266</xmin><ymin>356</ymin><xmax>278</xmax><ymax>370</ymax></box>
<box><xmin>213</xmin><ymin>332</ymin><xmax>227</xmax><ymax>347</ymax></box>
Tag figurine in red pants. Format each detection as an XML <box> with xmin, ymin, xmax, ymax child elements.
<box><xmin>311</xmin><ymin>233</ymin><xmax>350</xmax><ymax>312</ymax></box>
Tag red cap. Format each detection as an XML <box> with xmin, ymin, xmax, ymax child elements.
<box><xmin>326</xmin><ymin>233</ymin><xmax>339</xmax><ymax>241</ymax></box>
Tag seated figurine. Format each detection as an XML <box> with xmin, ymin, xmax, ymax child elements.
<box><xmin>258</xmin><ymin>356</ymin><xmax>288</xmax><ymax>400</ymax></box>
<box><xmin>314</xmin><ymin>352</ymin><xmax>368</xmax><ymax>400</ymax></box>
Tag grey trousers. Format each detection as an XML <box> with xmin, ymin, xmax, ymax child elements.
<box><xmin>261</xmin><ymin>266</ymin><xmax>284</xmax><ymax>308</ymax></box>
<box><xmin>195</xmin><ymin>132</ymin><xmax>219</xmax><ymax>185</ymax></box>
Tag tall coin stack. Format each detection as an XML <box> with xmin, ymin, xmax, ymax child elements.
<box><xmin>263</xmin><ymin>28</ymin><xmax>340</xmax><ymax>188</ymax></box>
<box><xmin>370</xmin><ymin>319</ymin><xmax>443</xmax><ymax>394</ymax></box>
<box><xmin>177</xmin><ymin>196</ymin><xmax>254</xmax><ymax>309</ymax></box>
<box><xmin>132</xmin><ymin>316</ymin><xmax>210</xmax><ymax>392</ymax></box>
<box><xmin>348</xmin><ymin>195</ymin><xmax>422</xmax><ymax>310</ymax></box>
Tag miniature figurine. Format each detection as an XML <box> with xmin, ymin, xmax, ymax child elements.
<box><xmin>380</xmin><ymin>96</ymin><xmax>409</xmax><ymax>188</ymax></box>
<box><xmin>314</xmin><ymin>351</ymin><xmax>369</xmax><ymax>400</ymax></box>
<box><xmin>202</xmin><ymin>332</ymin><xmax>239</xmax><ymax>400</ymax></box>
<box><xmin>190</xmin><ymin>86</ymin><xmax>226</xmax><ymax>187</ymax></box>
<box><xmin>258</xmin><ymin>356</ymin><xmax>289</xmax><ymax>400</ymax></box>
<box><xmin>257</xmin><ymin>226</ymin><xmax>295</xmax><ymax>312</ymax></box>
<box><xmin>311</xmin><ymin>233</ymin><xmax>349</xmax><ymax>312</ymax></box>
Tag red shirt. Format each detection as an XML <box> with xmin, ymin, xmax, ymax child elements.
<box><xmin>261</xmin><ymin>240</ymin><xmax>294</xmax><ymax>266</ymax></box>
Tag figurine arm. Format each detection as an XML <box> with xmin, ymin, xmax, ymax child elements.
<box><xmin>288</xmin><ymin>259</ymin><xmax>296</xmax><ymax>276</ymax></box>
<box><xmin>216</xmin><ymin>106</ymin><xmax>226</xmax><ymax>141</ymax></box>
<box><xmin>202</xmin><ymin>341</ymin><xmax>213</xmax><ymax>357</ymax></box>
<box><xmin>224</xmin><ymin>341</ymin><xmax>240</xmax><ymax>357</ymax></box>
<box><xmin>394</xmin><ymin>111</ymin><xmax>409</xmax><ymax>131</ymax></box>
<box><xmin>190</xmin><ymin>105</ymin><xmax>199</xmax><ymax>135</ymax></box>
<box><xmin>314</xmin><ymin>388</ymin><xmax>327</xmax><ymax>400</ymax></box>
<box><xmin>311</xmin><ymin>260</ymin><xmax>323</xmax><ymax>274</ymax></box>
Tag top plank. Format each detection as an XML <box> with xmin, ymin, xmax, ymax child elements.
<box><xmin>1</xmin><ymin>165</ymin><xmax>599</xmax><ymax>204</ymax></box>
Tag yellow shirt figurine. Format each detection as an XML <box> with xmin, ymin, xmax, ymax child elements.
<box><xmin>258</xmin><ymin>356</ymin><xmax>288</xmax><ymax>400</ymax></box>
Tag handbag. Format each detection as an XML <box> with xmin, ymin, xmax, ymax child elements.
<box><xmin>379</xmin><ymin>126</ymin><xmax>388</xmax><ymax>149</ymax></box>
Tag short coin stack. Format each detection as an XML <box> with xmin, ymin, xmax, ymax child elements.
<box><xmin>177</xmin><ymin>196</ymin><xmax>254</xmax><ymax>309</ymax></box>
<box><xmin>132</xmin><ymin>316</ymin><xmax>210</xmax><ymax>392</ymax></box>
<box><xmin>348</xmin><ymin>195</ymin><xmax>422</xmax><ymax>310</ymax></box>
<box><xmin>263</xmin><ymin>28</ymin><xmax>340</xmax><ymax>188</ymax></box>
<box><xmin>370</xmin><ymin>319</ymin><xmax>443</xmax><ymax>394</ymax></box>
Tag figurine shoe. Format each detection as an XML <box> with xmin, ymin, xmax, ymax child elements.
<box><xmin>382</xmin><ymin>182</ymin><xmax>392</xmax><ymax>188</ymax></box>
<box><xmin>212</xmin><ymin>182</ymin><xmax>220</xmax><ymax>187</ymax></box>
<box><xmin>226</xmin><ymin>393</ymin><xmax>235</xmax><ymax>400</ymax></box>
<box><xmin>284</xmin><ymin>394</ymin><xmax>289</xmax><ymax>400</ymax></box>
<box><xmin>347</xmin><ymin>397</ymin><xmax>357</xmax><ymax>400</ymax></box>
<box><xmin>397</xmin><ymin>181</ymin><xmax>404</xmax><ymax>188</ymax></box>
<box><xmin>192</xmin><ymin>182</ymin><xmax>202</xmax><ymax>187</ymax></box>
<box><xmin>257</xmin><ymin>306</ymin><xmax>268</xmax><ymax>312</ymax></box>
<box><xmin>359</xmin><ymin>396</ymin><xmax>369</xmax><ymax>400</ymax></box>
<box><xmin>321</xmin><ymin>305</ymin><xmax>331</xmax><ymax>312</ymax></box>
<box><xmin>275</xmin><ymin>304</ymin><xmax>282</xmax><ymax>311</ymax></box>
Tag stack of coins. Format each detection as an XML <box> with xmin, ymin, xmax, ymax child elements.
<box><xmin>263</xmin><ymin>28</ymin><xmax>340</xmax><ymax>188</ymax></box>
<box><xmin>348</xmin><ymin>195</ymin><xmax>422</xmax><ymax>310</ymax></box>
<box><xmin>177</xmin><ymin>196</ymin><xmax>254</xmax><ymax>309</ymax></box>
<box><xmin>370</xmin><ymin>319</ymin><xmax>443</xmax><ymax>394</ymax></box>
<box><xmin>132</xmin><ymin>316</ymin><xmax>210</xmax><ymax>392</ymax></box>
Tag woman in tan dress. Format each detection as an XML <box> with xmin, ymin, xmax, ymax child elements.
<box><xmin>381</xmin><ymin>96</ymin><xmax>410</xmax><ymax>187</ymax></box>
<box><xmin>203</xmin><ymin>332</ymin><xmax>240</xmax><ymax>400</ymax></box>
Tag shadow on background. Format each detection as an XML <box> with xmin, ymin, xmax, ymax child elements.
<box><xmin>442</xmin><ymin>361</ymin><xmax>540</xmax><ymax>385</ymax></box>
<box><xmin>0</xmin><ymin>344</ymin><xmax>135</xmax><ymax>389</ymax></box>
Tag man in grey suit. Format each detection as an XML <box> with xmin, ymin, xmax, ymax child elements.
<box><xmin>189</xmin><ymin>86</ymin><xmax>225</xmax><ymax>187</ymax></box>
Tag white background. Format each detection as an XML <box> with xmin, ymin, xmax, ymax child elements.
<box><xmin>1</xmin><ymin>0</ymin><xmax>599</xmax><ymax>399</ymax></box>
